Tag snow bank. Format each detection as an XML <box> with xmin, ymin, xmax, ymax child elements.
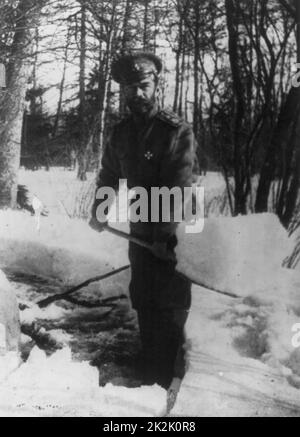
<box><xmin>176</xmin><ymin>213</ymin><xmax>293</xmax><ymax>297</ymax></box>
<box><xmin>20</xmin><ymin>304</ymin><xmax>71</xmax><ymax>325</ymax></box>
<box><xmin>234</xmin><ymin>270</ymin><xmax>300</xmax><ymax>388</ymax></box>
<box><xmin>0</xmin><ymin>352</ymin><xmax>20</xmax><ymax>384</ymax></box>
<box><xmin>0</xmin><ymin>270</ymin><xmax>20</xmax><ymax>352</ymax></box>
<box><xmin>0</xmin><ymin>211</ymin><xmax>128</xmax><ymax>289</ymax></box>
<box><xmin>172</xmin><ymin>284</ymin><xmax>300</xmax><ymax>417</ymax></box>
<box><xmin>0</xmin><ymin>211</ymin><xmax>292</xmax><ymax>298</ymax></box>
<box><xmin>1</xmin><ymin>209</ymin><xmax>300</xmax><ymax>416</ymax></box>
<box><xmin>0</xmin><ymin>347</ymin><xmax>166</xmax><ymax>417</ymax></box>
<box><xmin>0</xmin><ymin>210</ymin><xmax>167</xmax><ymax>417</ymax></box>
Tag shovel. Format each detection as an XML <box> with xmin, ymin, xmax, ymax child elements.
<box><xmin>34</xmin><ymin>224</ymin><xmax>238</xmax><ymax>310</ymax></box>
<box><xmin>104</xmin><ymin>225</ymin><xmax>239</xmax><ymax>299</ymax></box>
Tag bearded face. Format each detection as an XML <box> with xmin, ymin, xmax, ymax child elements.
<box><xmin>124</xmin><ymin>76</ymin><xmax>158</xmax><ymax>115</ymax></box>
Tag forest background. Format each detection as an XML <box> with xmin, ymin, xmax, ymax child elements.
<box><xmin>0</xmin><ymin>0</ymin><xmax>299</xmax><ymax>229</ymax></box>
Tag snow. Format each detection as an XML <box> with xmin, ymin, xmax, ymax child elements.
<box><xmin>0</xmin><ymin>209</ymin><xmax>293</xmax><ymax>298</ymax></box>
<box><xmin>0</xmin><ymin>210</ymin><xmax>128</xmax><ymax>287</ymax></box>
<box><xmin>0</xmin><ymin>347</ymin><xmax>167</xmax><ymax>417</ymax></box>
<box><xmin>20</xmin><ymin>304</ymin><xmax>71</xmax><ymax>325</ymax></box>
<box><xmin>176</xmin><ymin>213</ymin><xmax>294</xmax><ymax>297</ymax></box>
<box><xmin>0</xmin><ymin>269</ymin><xmax>20</xmax><ymax>352</ymax></box>
<box><xmin>0</xmin><ymin>270</ymin><xmax>11</xmax><ymax>290</ymax></box>
<box><xmin>0</xmin><ymin>209</ymin><xmax>168</xmax><ymax>417</ymax></box>
<box><xmin>0</xmin><ymin>204</ymin><xmax>300</xmax><ymax>416</ymax></box>
<box><xmin>172</xmin><ymin>285</ymin><xmax>300</xmax><ymax>417</ymax></box>
<box><xmin>0</xmin><ymin>352</ymin><xmax>20</xmax><ymax>384</ymax></box>
<box><xmin>171</xmin><ymin>213</ymin><xmax>300</xmax><ymax>416</ymax></box>
<box><xmin>19</xmin><ymin>168</ymin><xmax>96</xmax><ymax>219</ymax></box>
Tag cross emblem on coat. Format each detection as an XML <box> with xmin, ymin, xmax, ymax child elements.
<box><xmin>144</xmin><ymin>151</ymin><xmax>153</xmax><ymax>160</ymax></box>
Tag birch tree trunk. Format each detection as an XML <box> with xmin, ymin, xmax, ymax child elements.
<box><xmin>193</xmin><ymin>0</ymin><xmax>200</xmax><ymax>140</ymax></box>
<box><xmin>119</xmin><ymin>0</ymin><xmax>133</xmax><ymax>115</ymax></box>
<box><xmin>94</xmin><ymin>0</ymin><xmax>117</xmax><ymax>167</ymax></box>
<box><xmin>52</xmin><ymin>30</ymin><xmax>70</xmax><ymax>138</ymax></box>
<box><xmin>77</xmin><ymin>0</ymin><xmax>88</xmax><ymax>181</ymax></box>
<box><xmin>0</xmin><ymin>0</ymin><xmax>46</xmax><ymax>209</ymax></box>
<box><xmin>143</xmin><ymin>0</ymin><xmax>151</xmax><ymax>51</ymax></box>
<box><xmin>225</xmin><ymin>0</ymin><xmax>247</xmax><ymax>215</ymax></box>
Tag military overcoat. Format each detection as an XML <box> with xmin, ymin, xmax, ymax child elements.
<box><xmin>92</xmin><ymin>108</ymin><xmax>198</xmax><ymax>309</ymax></box>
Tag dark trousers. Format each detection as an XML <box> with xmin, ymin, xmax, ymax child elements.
<box><xmin>137</xmin><ymin>306</ymin><xmax>189</xmax><ymax>388</ymax></box>
<box><xmin>128</xmin><ymin>241</ymin><xmax>191</xmax><ymax>389</ymax></box>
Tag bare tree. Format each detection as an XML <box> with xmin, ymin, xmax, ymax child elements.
<box><xmin>255</xmin><ymin>0</ymin><xmax>299</xmax><ymax>227</ymax></box>
<box><xmin>52</xmin><ymin>29</ymin><xmax>71</xmax><ymax>138</ymax></box>
<box><xmin>0</xmin><ymin>0</ymin><xmax>47</xmax><ymax>208</ymax></box>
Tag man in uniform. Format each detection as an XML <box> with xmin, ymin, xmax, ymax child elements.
<box><xmin>89</xmin><ymin>52</ymin><xmax>198</xmax><ymax>391</ymax></box>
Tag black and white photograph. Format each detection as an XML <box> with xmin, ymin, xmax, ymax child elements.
<box><xmin>0</xmin><ymin>0</ymin><xmax>299</xmax><ymax>419</ymax></box>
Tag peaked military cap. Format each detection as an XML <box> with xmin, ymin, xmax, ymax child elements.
<box><xmin>111</xmin><ymin>53</ymin><xmax>163</xmax><ymax>85</ymax></box>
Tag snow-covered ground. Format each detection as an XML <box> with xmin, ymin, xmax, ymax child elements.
<box><xmin>0</xmin><ymin>210</ymin><xmax>168</xmax><ymax>416</ymax></box>
<box><xmin>0</xmin><ymin>345</ymin><xmax>166</xmax><ymax>417</ymax></box>
<box><xmin>0</xmin><ymin>205</ymin><xmax>300</xmax><ymax>416</ymax></box>
<box><xmin>172</xmin><ymin>275</ymin><xmax>300</xmax><ymax>417</ymax></box>
<box><xmin>18</xmin><ymin>168</ymin><xmax>231</xmax><ymax>219</ymax></box>
<box><xmin>176</xmin><ymin>213</ymin><xmax>295</xmax><ymax>296</ymax></box>
<box><xmin>0</xmin><ymin>210</ymin><xmax>128</xmax><ymax>285</ymax></box>
<box><xmin>19</xmin><ymin>167</ymin><xmax>96</xmax><ymax>218</ymax></box>
<box><xmin>0</xmin><ymin>168</ymin><xmax>299</xmax><ymax>416</ymax></box>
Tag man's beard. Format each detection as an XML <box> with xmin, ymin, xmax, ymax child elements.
<box><xmin>127</xmin><ymin>95</ymin><xmax>156</xmax><ymax>115</ymax></box>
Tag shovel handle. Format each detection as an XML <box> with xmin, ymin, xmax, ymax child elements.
<box><xmin>105</xmin><ymin>225</ymin><xmax>153</xmax><ymax>250</ymax></box>
<box><xmin>104</xmin><ymin>225</ymin><xmax>239</xmax><ymax>299</ymax></box>
<box><xmin>105</xmin><ymin>225</ymin><xmax>176</xmax><ymax>261</ymax></box>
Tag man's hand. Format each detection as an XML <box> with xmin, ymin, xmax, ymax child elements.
<box><xmin>88</xmin><ymin>217</ymin><xmax>108</xmax><ymax>233</ymax></box>
<box><xmin>151</xmin><ymin>241</ymin><xmax>176</xmax><ymax>262</ymax></box>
